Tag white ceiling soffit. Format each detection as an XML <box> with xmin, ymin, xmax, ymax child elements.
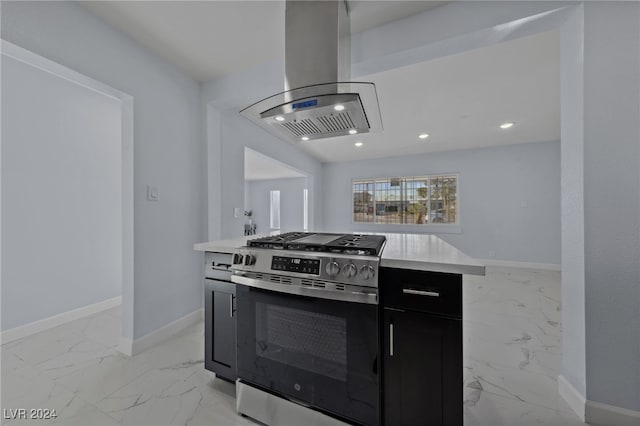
<box><xmin>348</xmin><ymin>1</ymin><xmax>449</xmax><ymax>33</ymax></box>
<box><xmin>80</xmin><ymin>1</ymin><xmax>449</xmax><ymax>82</ymax></box>
<box><xmin>300</xmin><ymin>30</ymin><xmax>560</xmax><ymax>163</ymax></box>
<box><xmin>244</xmin><ymin>148</ymin><xmax>306</xmax><ymax>181</ymax></box>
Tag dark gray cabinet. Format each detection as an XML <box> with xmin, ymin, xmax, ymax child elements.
<box><xmin>204</xmin><ymin>252</ymin><xmax>237</xmax><ymax>382</ymax></box>
<box><xmin>380</xmin><ymin>267</ymin><xmax>463</xmax><ymax>426</ymax></box>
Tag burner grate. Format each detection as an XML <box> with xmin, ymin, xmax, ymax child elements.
<box><xmin>246</xmin><ymin>232</ymin><xmax>386</xmax><ymax>256</ymax></box>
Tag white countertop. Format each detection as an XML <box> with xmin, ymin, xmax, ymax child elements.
<box><xmin>193</xmin><ymin>233</ymin><xmax>273</xmax><ymax>254</ymax></box>
<box><xmin>194</xmin><ymin>232</ymin><xmax>485</xmax><ymax>276</ymax></box>
<box><xmin>378</xmin><ymin>233</ymin><xmax>485</xmax><ymax>275</ymax></box>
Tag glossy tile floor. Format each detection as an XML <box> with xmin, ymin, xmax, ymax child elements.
<box><xmin>1</xmin><ymin>267</ymin><xmax>584</xmax><ymax>425</ymax></box>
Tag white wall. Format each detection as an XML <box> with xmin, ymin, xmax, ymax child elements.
<box><xmin>1</xmin><ymin>54</ymin><xmax>122</xmax><ymax>330</ymax></box>
<box><xmin>247</xmin><ymin>178</ymin><xmax>307</xmax><ymax>233</ymax></box>
<box><xmin>1</xmin><ymin>1</ymin><xmax>205</xmax><ymax>340</ymax></box>
<box><xmin>582</xmin><ymin>1</ymin><xmax>640</xmax><ymax>411</ymax></box>
<box><xmin>244</xmin><ymin>181</ymin><xmax>251</xmax><ymax>214</ymax></box>
<box><xmin>322</xmin><ymin>141</ymin><xmax>561</xmax><ymax>264</ymax></box>
<box><xmin>559</xmin><ymin>4</ymin><xmax>586</xmax><ymax>398</ymax></box>
<box><xmin>205</xmin><ymin>107</ymin><xmax>322</xmax><ymax>240</ymax></box>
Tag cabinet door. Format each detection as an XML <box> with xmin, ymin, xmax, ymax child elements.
<box><xmin>383</xmin><ymin>309</ymin><xmax>462</xmax><ymax>426</ymax></box>
<box><xmin>204</xmin><ymin>279</ymin><xmax>237</xmax><ymax>381</ymax></box>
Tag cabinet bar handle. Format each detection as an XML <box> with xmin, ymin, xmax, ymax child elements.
<box><xmin>403</xmin><ymin>288</ymin><xmax>440</xmax><ymax>297</ymax></box>
<box><xmin>229</xmin><ymin>294</ymin><xmax>234</xmax><ymax>318</ymax></box>
<box><xmin>390</xmin><ymin>323</ymin><xmax>394</xmax><ymax>357</ymax></box>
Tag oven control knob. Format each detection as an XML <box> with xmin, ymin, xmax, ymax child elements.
<box><xmin>342</xmin><ymin>263</ymin><xmax>357</xmax><ymax>278</ymax></box>
<box><xmin>233</xmin><ymin>253</ymin><xmax>244</xmax><ymax>265</ymax></box>
<box><xmin>244</xmin><ymin>254</ymin><xmax>256</xmax><ymax>266</ymax></box>
<box><xmin>325</xmin><ymin>261</ymin><xmax>340</xmax><ymax>277</ymax></box>
<box><xmin>359</xmin><ymin>265</ymin><xmax>376</xmax><ymax>280</ymax></box>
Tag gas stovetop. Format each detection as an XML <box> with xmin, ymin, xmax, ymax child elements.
<box><xmin>247</xmin><ymin>232</ymin><xmax>386</xmax><ymax>256</ymax></box>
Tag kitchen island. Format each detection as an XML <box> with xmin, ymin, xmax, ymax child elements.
<box><xmin>194</xmin><ymin>232</ymin><xmax>485</xmax><ymax>275</ymax></box>
<box><xmin>194</xmin><ymin>232</ymin><xmax>484</xmax><ymax>426</ymax></box>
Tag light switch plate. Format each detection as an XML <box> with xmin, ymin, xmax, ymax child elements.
<box><xmin>234</xmin><ymin>207</ymin><xmax>240</xmax><ymax>218</ymax></box>
<box><xmin>147</xmin><ymin>185</ymin><xmax>159</xmax><ymax>201</ymax></box>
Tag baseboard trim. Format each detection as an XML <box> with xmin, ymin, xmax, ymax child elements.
<box><xmin>558</xmin><ymin>375</ymin><xmax>586</xmax><ymax>421</ymax></box>
<box><xmin>477</xmin><ymin>258</ymin><xmax>561</xmax><ymax>271</ymax></box>
<box><xmin>118</xmin><ymin>337</ymin><xmax>134</xmax><ymax>357</ymax></box>
<box><xmin>586</xmin><ymin>400</ymin><xmax>640</xmax><ymax>426</ymax></box>
<box><xmin>558</xmin><ymin>375</ymin><xmax>640</xmax><ymax>425</ymax></box>
<box><xmin>1</xmin><ymin>296</ymin><xmax>122</xmax><ymax>344</ymax></box>
<box><xmin>119</xmin><ymin>308</ymin><xmax>204</xmax><ymax>357</ymax></box>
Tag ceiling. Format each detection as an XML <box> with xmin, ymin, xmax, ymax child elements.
<box><xmin>244</xmin><ymin>147</ymin><xmax>306</xmax><ymax>181</ymax></box>
<box><xmin>81</xmin><ymin>1</ymin><xmax>448</xmax><ymax>82</ymax></box>
<box><xmin>300</xmin><ymin>30</ymin><xmax>560</xmax><ymax>162</ymax></box>
<box><xmin>81</xmin><ymin>1</ymin><xmax>559</xmax><ymax>164</ymax></box>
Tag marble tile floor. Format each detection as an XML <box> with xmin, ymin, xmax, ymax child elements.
<box><xmin>1</xmin><ymin>267</ymin><xmax>584</xmax><ymax>426</ymax></box>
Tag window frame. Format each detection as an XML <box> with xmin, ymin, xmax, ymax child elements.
<box><xmin>303</xmin><ymin>188</ymin><xmax>309</xmax><ymax>231</ymax></box>
<box><xmin>351</xmin><ymin>173</ymin><xmax>462</xmax><ymax>234</ymax></box>
<box><xmin>270</xmin><ymin>190</ymin><xmax>281</xmax><ymax>230</ymax></box>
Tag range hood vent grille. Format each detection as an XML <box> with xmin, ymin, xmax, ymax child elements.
<box><xmin>282</xmin><ymin>119</ymin><xmax>322</xmax><ymax>137</ymax></box>
<box><xmin>317</xmin><ymin>112</ymin><xmax>356</xmax><ymax>132</ymax></box>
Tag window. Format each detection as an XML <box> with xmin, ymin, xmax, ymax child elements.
<box><xmin>303</xmin><ymin>188</ymin><xmax>309</xmax><ymax>231</ymax></box>
<box><xmin>270</xmin><ymin>190</ymin><xmax>280</xmax><ymax>229</ymax></box>
<box><xmin>352</xmin><ymin>175</ymin><xmax>458</xmax><ymax>225</ymax></box>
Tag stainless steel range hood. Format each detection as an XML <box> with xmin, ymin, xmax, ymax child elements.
<box><xmin>240</xmin><ymin>0</ymin><xmax>383</xmax><ymax>143</ymax></box>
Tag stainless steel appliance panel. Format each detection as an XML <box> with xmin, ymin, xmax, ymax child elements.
<box><xmin>236</xmin><ymin>285</ymin><xmax>379</xmax><ymax>425</ymax></box>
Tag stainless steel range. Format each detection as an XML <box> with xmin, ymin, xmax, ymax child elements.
<box><xmin>231</xmin><ymin>232</ymin><xmax>386</xmax><ymax>305</ymax></box>
<box><xmin>231</xmin><ymin>232</ymin><xmax>386</xmax><ymax>426</ymax></box>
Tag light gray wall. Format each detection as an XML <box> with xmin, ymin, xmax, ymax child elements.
<box><xmin>203</xmin><ymin>101</ymin><xmax>322</xmax><ymax>241</ymax></box>
<box><xmin>322</xmin><ymin>141</ymin><xmax>561</xmax><ymax>264</ymax></box>
<box><xmin>582</xmin><ymin>2</ymin><xmax>640</xmax><ymax>410</ymax></box>
<box><xmin>1</xmin><ymin>54</ymin><xmax>122</xmax><ymax>330</ymax></box>
<box><xmin>247</xmin><ymin>178</ymin><xmax>307</xmax><ymax>233</ymax></box>
<box><xmin>1</xmin><ymin>1</ymin><xmax>205</xmax><ymax>340</ymax></box>
<box><xmin>559</xmin><ymin>4</ymin><xmax>586</xmax><ymax>397</ymax></box>
<box><xmin>244</xmin><ymin>181</ymin><xmax>251</xmax><ymax>214</ymax></box>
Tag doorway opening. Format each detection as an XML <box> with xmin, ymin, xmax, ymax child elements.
<box><xmin>243</xmin><ymin>147</ymin><xmax>310</xmax><ymax>235</ymax></box>
<box><xmin>1</xmin><ymin>41</ymin><xmax>134</xmax><ymax>355</ymax></box>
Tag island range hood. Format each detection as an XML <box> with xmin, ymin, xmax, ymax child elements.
<box><xmin>240</xmin><ymin>0</ymin><xmax>383</xmax><ymax>143</ymax></box>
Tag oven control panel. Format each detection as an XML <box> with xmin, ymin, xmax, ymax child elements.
<box><xmin>271</xmin><ymin>256</ymin><xmax>320</xmax><ymax>275</ymax></box>
<box><xmin>231</xmin><ymin>249</ymin><xmax>380</xmax><ymax>287</ymax></box>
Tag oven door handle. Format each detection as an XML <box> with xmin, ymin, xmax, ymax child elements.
<box><xmin>231</xmin><ymin>274</ymin><xmax>378</xmax><ymax>305</ymax></box>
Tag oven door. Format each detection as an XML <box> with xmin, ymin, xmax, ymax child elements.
<box><xmin>235</xmin><ymin>284</ymin><xmax>379</xmax><ymax>426</ymax></box>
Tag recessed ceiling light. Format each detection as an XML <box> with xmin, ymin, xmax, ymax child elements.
<box><xmin>275</xmin><ymin>116</ymin><xmax>285</xmax><ymax>122</ymax></box>
<box><xmin>418</xmin><ymin>133</ymin><xmax>429</xmax><ymax>139</ymax></box>
<box><xmin>354</xmin><ymin>142</ymin><xmax>363</xmax><ymax>147</ymax></box>
<box><xmin>500</xmin><ymin>122</ymin><xmax>515</xmax><ymax>129</ymax></box>
<box><xmin>349</xmin><ymin>129</ymin><xmax>357</xmax><ymax>135</ymax></box>
<box><xmin>334</xmin><ymin>104</ymin><xmax>345</xmax><ymax>111</ymax></box>
<box><xmin>301</xmin><ymin>136</ymin><xmax>309</xmax><ymax>141</ymax></box>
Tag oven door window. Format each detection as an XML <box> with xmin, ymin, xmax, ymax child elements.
<box><xmin>237</xmin><ymin>285</ymin><xmax>378</xmax><ymax>426</ymax></box>
<box><xmin>256</xmin><ymin>303</ymin><xmax>348</xmax><ymax>382</ymax></box>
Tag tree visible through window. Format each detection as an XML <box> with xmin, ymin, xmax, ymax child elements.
<box><xmin>352</xmin><ymin>175</ymin><xmax>458</xmax><ymax>225</ymax></box>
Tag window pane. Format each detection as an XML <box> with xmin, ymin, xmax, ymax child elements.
<box><xmin>353</xmin><ymin>181</ymin><xmax>374</xmax><ymax>222</ymax></box>
<box><xmin>375</xmin><ymin>179</ymin><xmax>403</xmax><ymax>224</ymax></box>
<box><xmin>270</xmin><ymin>190</ymin><xmax>280</xmax><ymax>229</ymax></box>
<box><xmin>429</xmin><ymin>175</ymin><xmax>457</xmax><ymax>223</ymax></box>
<box><xmin>404</xmin><ymin>177</ymin><xmax>428</xmax><ymax>224</ymax></box>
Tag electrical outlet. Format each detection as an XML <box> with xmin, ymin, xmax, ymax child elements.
<box><xmin>488</xmin><ymin>250</ymin><xmax>496</xmax><ymax>258</ymax></box>
<box><xmin>521</xmin><ymin>200</ymin><xmax>528</xmax><ymax>208</ymax></box>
